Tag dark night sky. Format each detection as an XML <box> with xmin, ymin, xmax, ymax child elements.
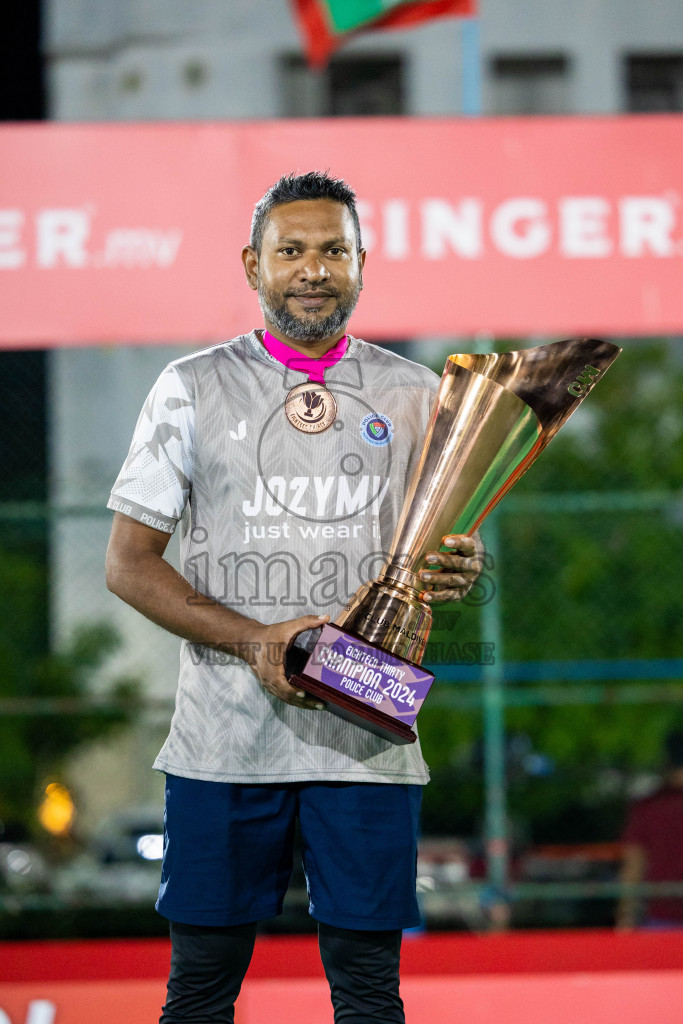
<box><xmin>1</xmin><ymin>1</ymin><xmax>44</xmax><ymax>120</ymax></box>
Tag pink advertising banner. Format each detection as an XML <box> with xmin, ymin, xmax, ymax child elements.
<box><xmin>3</xmin><ymin>933</ymin><xmax>683</xmax><ymax>1024</ymax></box>
<box><xmin>1</xmin><ymin>115</ymin><xmax>682</xmax><ymax>347</ymax></box>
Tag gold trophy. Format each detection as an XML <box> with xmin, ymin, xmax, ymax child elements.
<box><xmin>289</xmin><ymin>337</ymin><xmax>621</xmax><ymax>743</ymax></box>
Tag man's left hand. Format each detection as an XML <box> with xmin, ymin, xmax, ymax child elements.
<box><xmin>419</xmin><ymin>532</ymin><xmax>484</xmax><ymax>604</ymax></box>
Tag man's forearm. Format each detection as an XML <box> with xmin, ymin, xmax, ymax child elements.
<box><xmin>106</xmin><ymin>512</ymin><xmax>334</xmax><ymax>711</ymax></box>
<box><xmin>106</xmin><ymin>544</ymin><xmax>264</xmax><ymax>659</ymax></box>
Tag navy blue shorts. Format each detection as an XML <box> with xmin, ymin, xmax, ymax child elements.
<box><xmin>156</xmin><ymin>774</ymin><xmax>422</xmax><ymax>931</ymax></box>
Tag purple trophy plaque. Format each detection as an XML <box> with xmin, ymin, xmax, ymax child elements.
<box><xmin>289</xmin><ymin>623</ymin><xmax>435</xmax><ymax>745</ymax></box>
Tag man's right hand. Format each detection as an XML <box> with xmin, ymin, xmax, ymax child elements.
<box><xmin>250</xmin><ymin>614</ymin><xmax>329</xmax><ymax>711</ymax></box>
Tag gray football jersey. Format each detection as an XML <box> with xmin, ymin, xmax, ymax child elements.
<box><xmin>108</xmin><ymin>331</ymin><xmax>440</xmax><ymax>784</ymax></box>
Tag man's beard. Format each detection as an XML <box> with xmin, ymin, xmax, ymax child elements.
<box><xmin>257</xmin><ymin>280</ymin><xmax>360</xmax><ymax>344</ymax></box>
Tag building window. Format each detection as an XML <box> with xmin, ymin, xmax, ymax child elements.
<box><xmin>626</xmin><ymin>55</ymin><xmax>683</xmax><ymax>112</ymax></box>
<box><xmin>280</xmin><ymin>55</ymin><xmax>404</xmax><ymax>117</ymax></box>
<box><xmin>489</xmin><ymin>55</ymin><xmax>570</xmax><ymax>115</ymax></box>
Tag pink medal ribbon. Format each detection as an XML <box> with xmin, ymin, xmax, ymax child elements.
<box><xmin>263</xmin><ymin>330</ymin><xmax>347</xmax><ymax>434</ymax></box>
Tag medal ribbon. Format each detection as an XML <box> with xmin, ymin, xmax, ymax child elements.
<box><xmin>262</xmin><ymin>330</ymin><xmax>347</xmax><ymax>383</ymax></box>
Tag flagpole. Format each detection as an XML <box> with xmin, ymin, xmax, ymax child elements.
<box><xmin>461</xmin><ymin>17</ymin><xmax>482</xmax><ymax>117</ymax></box>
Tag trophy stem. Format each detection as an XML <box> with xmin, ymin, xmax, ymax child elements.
<box><xmin>335</xmin><ymin>577</ymin><xmax>432</xmax><ymax>665</ymax></box>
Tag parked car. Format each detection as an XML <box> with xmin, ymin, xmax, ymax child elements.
<box><xmin>54</xmin><ymin>805</ymin><xmax>164</xmax><ymax>906</ymax></box>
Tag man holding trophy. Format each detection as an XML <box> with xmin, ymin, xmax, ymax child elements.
<box><xmin>106</xmin><ymin>171</ymin><xmax>482</xmax><ymax>1024</ymax></box>
<box><xmin>105</xmin><ymin>170</ymin><xmax>619</xmax><ymax>1023</ymax></box>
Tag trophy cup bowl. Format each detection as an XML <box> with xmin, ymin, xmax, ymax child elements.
<box><xmin>288</xmin><ymin>337</ymin><xmax>621</xmax><ymax>744</ymax></box>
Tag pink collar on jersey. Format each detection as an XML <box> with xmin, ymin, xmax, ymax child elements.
<box><xmin>262</xmin><ymin>330</ymin><xmax>348</xmax><ymax>384</ymax></box>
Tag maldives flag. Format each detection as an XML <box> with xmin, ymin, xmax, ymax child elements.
<box><xmin>292</xmin><ymin>0</ymin><xmax>477</xmax><ymax>67</ymax></box>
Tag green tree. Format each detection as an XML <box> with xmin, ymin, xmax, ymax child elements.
<box><xmin>0</xmin><ymin>544</ymin><xmax>140</xmax><ymax>831</ymax></box>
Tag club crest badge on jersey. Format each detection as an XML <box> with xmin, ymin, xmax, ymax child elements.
<box><xmin>360</xmin><ymin>412</ymin><xmax>394</xmax><ymax>447</ymax></box>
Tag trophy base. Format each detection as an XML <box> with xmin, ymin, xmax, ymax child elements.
<box><xmin>286</xmin><ymin>622</ymin><xmax>435</xmax><ymax>746</ymax></box>
<box><xmin>289</xmin><ymin>670</ymin><xmax>417</xmax><ymax>745</ymax></box>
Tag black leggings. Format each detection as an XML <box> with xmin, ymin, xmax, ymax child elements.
<box><xmin>160</xmin><ymin>920</ymin><xmax>405</xmax><ymax>1024</ymax></box>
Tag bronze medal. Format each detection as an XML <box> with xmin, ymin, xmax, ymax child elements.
<box><xmin>284</xmin><ymin>382</ymin><xmax>337</xmax><ymax>433</ymax></box>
